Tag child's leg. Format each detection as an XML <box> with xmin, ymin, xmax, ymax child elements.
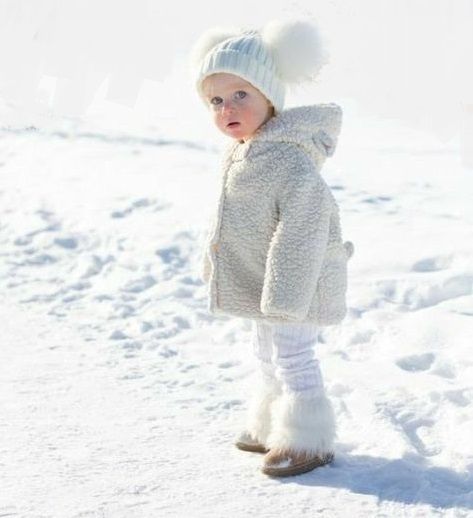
<box><xmin>243</xmin><ymin>320</ymin><xmax>282</xmax><ymax>445</ymax></box>
<box><xmin>253</xmin><ymin>319</ymin><xmax>278</xmax><ymax>383</ymax></box>
<box><xmin>266</xmin><ymin>322</ymin><xmax>336</xmax><ymax>457</ymax></box>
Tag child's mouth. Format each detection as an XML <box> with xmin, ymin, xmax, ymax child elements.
<box><xmin>227</xmin><ymin>122</ymin><xmax>240</xmax><ymax>128</ymax></box>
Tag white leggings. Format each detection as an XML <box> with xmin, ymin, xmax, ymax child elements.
<box><xmin>251</xmin><ymin>320</ymin><xmax>325</xmax><ymax>395</ymax></box>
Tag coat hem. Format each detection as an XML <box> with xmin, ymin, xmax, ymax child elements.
<box><xmin>208</xmin><ymin>303</ymin><xmax>346</xmax><ymax>327</ymax></box>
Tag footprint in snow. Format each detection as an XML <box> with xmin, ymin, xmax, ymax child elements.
<box><xmin>430</xmin><ymin>361</ymin><xmax>457</xmax><ymax>379</ymax></box>
<box><xmin>23</xmin><ymin>253</ymin><xmax>58</xmax><ymax>265</ymax></box>
<box><xmin>443</xmin><ymin>389</ymin><xmax>471</xmax><ymax>407</ymax></box>
<box><xmin>109</xmin><ymin>329</ymin><xmax>129</xmax><ymax>340</ymax></box>
<box><xmin>121</xmin><ymin>340</ymin><xmax>143</xmax><ymax>351</ymax></box>
<box><xmin>13</xmin><ymin>220</ymin><xmax>61</xmax><ymax>247</ymax></box>
<box><xmin>361</xmin><ymin>195</ymin><xmax>393</xmax><ymax>204</ymax></box>
<box><xmin>377</xmin><ymin>400</ymin><xmax>440</xmax><ymax>457</ymax></box>
<box><xmin>396</xmin><ymin>352</ymin><xmax>435</xmax><ymax>372</ymax></box>
<box><xmin>54</xmin><ymin>237</ymin><xmax>78</xmax><ymax>249</ymax></box>
<box><xmin>348</xmin><ymin>328</ymin><xmax>376</xmax><ymax>345</ymax></box>
<box><xmin>204</xmin><ymin>399</ymin><xmax>243</xmax><ymax>411</ymax></box>
<box><xmin>155</xmin><ymin>245</ymin><xmax>186</xmax><ymax>267</ymax></box>
<box><xmin>217</xmin><ymin>361</ymin><xmax>240</xmax><ymax>369</ymax></box>
<box><xmin>120</xmin><ymin>275</ymin><xmax>156</xmax><ymax>293</ymax></box>
<box><xmin>110</xmin><ymin>197</ymin><xmax>166</xmax><ymax>218</ymax></box>
<box><xmin>74</xmin><ymin>254</ymin><xmax>114</xmax><ymax>279</ymax></box>
<box><xmin>411</xmin><ymin>255</ymin><xmax>453</xmax><ymax>272</ymax></box>
<box><xmin>401</xmin><ymin>273</ymin><xmax>473</xmax><ymax>310</ymax></box>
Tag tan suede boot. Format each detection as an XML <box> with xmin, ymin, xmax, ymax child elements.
<box><xmin>262</xmin><ymin>448</ymin><xmax>334</xmax><ymax>477</ymax></box>
<box><xmin>234</xmin><ymin>431</ymin><xmax>270</xmax><ymax>453</ymax></box>
<box><xmin>261</xmin><ymin>390</ymin><xmax>337</xmax><ymax>476</ymax></box>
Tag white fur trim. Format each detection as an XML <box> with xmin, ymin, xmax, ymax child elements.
<box><xmin>266</xmin><ymin>391</ymin><xmax>336</xmax><ymax>455</ymax></box>
<box><xmin>245</xmin><ymin>377</ymin><xmax>282</xmax><ymax>445</ymax></box>
<box><xmin>261</xmin><ymin>18</ymin><xmax>329</xmax><ymax>84</ymax></box>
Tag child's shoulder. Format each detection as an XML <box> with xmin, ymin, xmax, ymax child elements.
<box><xmin>259</xmin><ymin>140</ymin><xmax>314</xmax><ymax>168</ymax></box>
<box><xmin>251</xmin><ymin>138</ymin><xmax>307</xmax><ymax>161</ymax></box>
<box><xmin>255</xmin><ymin>141</ymin><xmax>324</xmax><ymax>189</ymax></box>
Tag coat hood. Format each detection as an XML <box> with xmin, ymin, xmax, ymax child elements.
<box><xmin>228</xmin><ymin>103</ymin><xmax>343</xmax><ymax>164</ymax></box>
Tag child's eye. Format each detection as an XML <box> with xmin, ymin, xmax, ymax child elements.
<box><xmin>209</xmin><ymin>91</ymin><xmax>246</xmax><ymax>107</ymax></box>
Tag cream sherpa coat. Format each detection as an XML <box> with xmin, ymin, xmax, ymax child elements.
<box><xmin>200</xmin><ymin>103</ymin><xmax>354</xmax><ymax>326</ymax></box>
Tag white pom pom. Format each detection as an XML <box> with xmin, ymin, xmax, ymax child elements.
<box><xmin>188</xmin><ymin>26</ymin><xmax>243</xmax><ymax>76</ymax></box>
<box><xmin>261</xmin><ymin>18</ymin><xmax>329</xmax><ymax>84</ymax></box>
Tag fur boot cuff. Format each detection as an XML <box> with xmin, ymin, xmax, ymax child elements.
<box><xmin>245</xmin><ymin>377</ymin><xmax>282</xmax><ymax>445</ymax></box>
<box><xmin>266</xmin><ymin>390</ymin><xmax>336</xmax><ymax>455</ymax></box>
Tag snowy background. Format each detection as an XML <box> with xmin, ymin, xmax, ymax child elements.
<box><xmin>1</xmin><ymin>1</ymin><xmax>473</xmax><ymax>517</ymax></box>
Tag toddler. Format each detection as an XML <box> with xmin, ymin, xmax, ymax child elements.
<box><xmin>189</xmin><ymin>18</ymin><xmax>354</xmax><ymax>477</ymax></box>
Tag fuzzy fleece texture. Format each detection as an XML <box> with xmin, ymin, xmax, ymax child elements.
<box><xmin>265</xmin><ymin>390</ymin><xmax>337</xmax><ymax>456</ymax></box>
<box><xmin>200</xmin><ymin>103</ymin><xmax>354</xmax><ymax>325</ymax></box>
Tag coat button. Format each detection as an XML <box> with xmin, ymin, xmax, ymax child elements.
<box><xmin>212</xmin><ymin>243</ymin><xmax>220</xmax><ymax>253</ymax></box>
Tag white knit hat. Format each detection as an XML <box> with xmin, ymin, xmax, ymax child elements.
<box><xmin>189</xmin><ymin>18</ymin><xmax>329</xmax><ymax>114</ymax></box>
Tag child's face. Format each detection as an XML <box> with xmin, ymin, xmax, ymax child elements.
<box><xmin>202</xmin><ymin>73</ymin><xmax>274</xmax><ymax>143</ymax></box>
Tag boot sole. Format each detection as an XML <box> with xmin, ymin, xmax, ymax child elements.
<box><xmin>234</xmin><ymin>441</ymin><xmax>270</xmax><ymax>453</ymax></box>
<box><xmin>262</xmin><ymin>452</ymin><xmax>334</xmax><ymax>477</ymax></box>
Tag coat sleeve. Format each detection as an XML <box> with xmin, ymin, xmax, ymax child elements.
<box><xmin>260</xmin><ymin>153</ymin><xmax>332</xmax><ymax>321</ymax></box>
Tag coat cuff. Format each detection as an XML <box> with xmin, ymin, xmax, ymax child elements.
<box><xmin>260</xmin><ymin>297</ymin><xmax>307</xmax><ymax>322</ymax></box>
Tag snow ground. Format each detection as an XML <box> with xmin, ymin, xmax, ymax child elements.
<box><xmin>1</xmin><ymin>112</ymin><xmax>473</xmax><ymax>517</ymax></box>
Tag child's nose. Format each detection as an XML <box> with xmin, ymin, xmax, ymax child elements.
<box><xmin>222</xmin><ymin>99</ymin><xmax>236</xmax><ymax>112</ymax></box>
